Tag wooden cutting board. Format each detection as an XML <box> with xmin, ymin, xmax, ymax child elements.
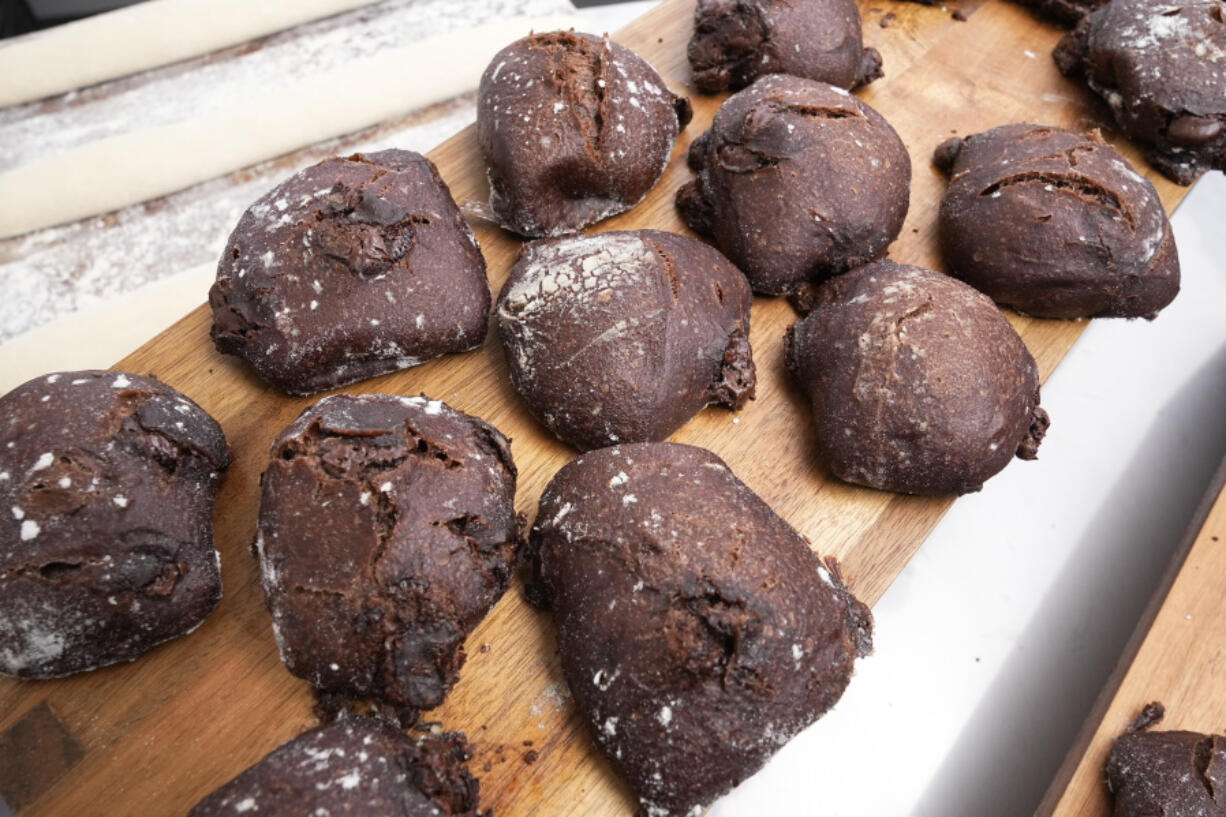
<box><xmin>1040</xmin><ymin>457</ymin><xmax>1226</xmax><ymax>816</ymax></box>
<box><xmin>0</xmin><ymin>0</ymin><xmax>1197</xmax><ymax>814</ymax></box>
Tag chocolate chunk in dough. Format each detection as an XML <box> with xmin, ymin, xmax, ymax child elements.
<box><xmin>477</xmin><ymin>30</ymin><xmax>692</xmax><ymax>238</ymax></box>
<box><xmin>785</xmin><ymin>261</ymin><xmax>1049</xmax><ymax>495</ymax></box>
<box><xmin>188</xmin><ymin>717</ymin><xmax>483</xmax><ymax>817</ymax></box>
<box><xmin>687</xmin><ymin>0</ymin><xmax>883</xmax><ymax>93</ymax></box>
<box><xmin>0</xmin><ymin>370</ymin><xmax>229</xmax><ymax>679</ymax></box>
<box><xmin>677</xmin><ymin>74</ymin><xmax>910</xmax><ymax>297</ymax></box>
<box><xmin>1106</xmin><ymin>706</ymin><xmax>1226</xmax><ymax>817</ymax></box>
<box><xmin>496</xmin><ymin>229</ymin><xmax>755</xmax><ymax>451</ymax></box>
<box><xmin>526</xmin><ymin>441</ymin><xmax>872</xmax><ymax>817</ymax></box>
<box><xmin>935</xmin><ymin>123</ymin><xmax>1179</xmax><ymax>319</ymax></box>
<box><xmin>210</xmin><ymin>149</ymin><xmax>489</xmax><ymax>395</ymax></box>
<box><xmin>255</xmin><ymin>394</ymin><xmax>520</xmax><ymax>722</ymax></box>
<box><xmin>1054</xmin><ymin>0</ymin><xmax>1226</xmax><ymax>184</ymax></box>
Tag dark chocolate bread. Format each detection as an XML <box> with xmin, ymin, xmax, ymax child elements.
<box><xmin>526</xmin><ymin>441</ymin><xmax>872</xmax><ymax>817</ymax></box>
<box><xmin>210</xmin><ymin>149</ymin><xmax>489</xmax><ymax>395</ymax></box>
<box><xmin>477</xmin><ymin>30</ymin><xmax>691</xmax><ymax>238</ymax></box>
<box><xmin>785</xmin><ymin>261</ymin><xmax>1049</xmax><ymax>495</ymax></box>
<box><xmin>0</xmin><ymin>370</ymin><xmax>228</xmax><ymax>679</ymax></box>
<box><xmin>1106</xmin><ymin>717</ymin><xmax>1226</xmax><ymax>816</ymax></box>
<box><xmin>1054</xmin><ymin>0</ymin><xmax>1226</xmax><ymax>185</ymax></box>
<box><xmin>188</xmin><ymin>717</ymin><xmax>483</xmax><ymax>817</ymax></box>
<box><xmin>677</xmin><ymin>74</ymin><xmax>910</xmax><ymax>297</ymax></box>
<box><xmin>935</xmin><ymin>123</ymin><xmax>1179</xmax><ymax>319</ymax></box>
<box><xmin>496</xmin><ymin>229</ymin><xmax>755</xmax><ymax>451</ymax></box>
<box><xmin>255</xmin><ymin>394</ymin><xmax>520</xmax><ymax>722</ymax></box>
<box><xmin>688</xmin><ymin>0</ymin><xmax>883</xmax><ymax>93</ymax></box>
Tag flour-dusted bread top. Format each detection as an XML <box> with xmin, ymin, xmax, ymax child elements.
<box><xmin>255</xmin><ymin>393</ymin><xmax>520</xmax><ymax>722</ymax></box>
<box><xmin>1054</xmin><ymin>0</ymin><xmax>1226</xmax><ymax>184</ymax></box>
<box><xmin>497</xmin><ymin>229</ymin><xmax>755</xmax><ymax>451</ymax></box>
<box><xmin>188</xmin><ymin>717</ymin><xmax>484</xmax><ymax>817</ymax></box>
<box><xmin>1107</xmin><ymin>727</ymin><xmax>1226</xmax><ymax>816</ymax></box>
<box><xmin>210</xmin><ymin>149</ymin><xmax>489</xmax><ymax>395</ymax></box>
<box><xmin>677</xmin><ymin>74</ymin><xmax>910</xmax><ymax>297</ymax></box>
<box><xmin>526</xmin><ymin>441</ymin><xmax>872</xmax><ymax>817</ymax></box>
<box><xmin>0</xmin><ymin>370</ymin><xmax>228</xmax><ymax>679</ymax></box>
<box><xmin>477</xmin><ymin>30</ymin><xmax>692</xmax><ymax>238</ymax></box>
<box><xmin>936</xmin><ymin>122</ymin><xmax>1179</xmax><ymax>319</ymax></box>
<box><xmin>785</xmin><ymin>261</ymin><xmax>1049</xmax><ymax>495</ymax></box>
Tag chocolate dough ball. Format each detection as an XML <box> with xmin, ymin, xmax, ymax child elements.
<box><xmin>1107</xmin><ymin>729</ymin><xmax>1226</xmax><ymax>816</ymax></box>
<box><xmin>1054</xmin><ymin>0</ymin><xmax>1226</xmax><ymax>185</ymax></box>
<box><xmin>527</xmin><ymin>442</ymin><xmax>872</xmax><ymax>817</ymax></box>
<box><xmin>255</xmin><ymin>394</ymin><xmax>520</xmax><ymax>721</ymax></box>
<box><xmin>935</xmin><ymin>123</ymin><xmax>1179</xmax><ymax>319</ymax></box>
<box><xmin>688</xmin><ymin>0</ymin><xmax>883</xmax><ymax>93</ymax></box>
<box><xmin>677</xmin><ymin>74</ymin><xmax>910</xmax><ymax>297</ymax></box>
<box><xmin>785</xmin><ymin>261</ymin><xmax>1049</xmax><ymax>495</ymax></box>
<box><xmin>210</xmin><ymin>149</ymin><xmax>489</xmax><ymax>395</ymax></box>
<box><xmin>0</xmin><ymin>371</ymin><xmax>229</xmax><ymax>679</ymax></box>
<box><xmin>189</xmin><ymin>718</ymin><xmax>483</xmax><ymax>817</ymax></box>
<box><xmin>496</xmin><ymin>229</ymin><xmax>755</xmax><ymax>451</ymax></box>
<box><xmin>477</xmin><ymin>30</ymin><xmax>692</xmax><ymax>238</ymax></box>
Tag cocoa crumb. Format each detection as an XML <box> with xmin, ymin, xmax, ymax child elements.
<box><xmin>879</xmin><ymin>11</ymin><xmax>896</xmax><ymax>27</ymax></box>
<box><xmin>1125</xmin><ymin>701</ymin><xmax>1166</xmax><ymax>734</ymax></box>
<box><xmin>523</xmin><ymin>749</ymin><xmax>540</xmax><ymax>765</ymax></box>
<box><xmin>952</xmin><ymin>8</ymin><xmax>967</xmax><ymax>20</ymax></box>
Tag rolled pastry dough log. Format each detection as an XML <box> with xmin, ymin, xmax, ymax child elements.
<box><xmin>0</xmin><ymin>262</ymin><xmax>214</xmax><ymax>394</ymax></box>
<box><xmin>0</xmin><ymin>13</ymin><xmax>581</xmax><ymax>240</ymax></box>
<box><xmin>0</xmin><ymin>0</ymin><xmax>385</xmax><ymax>107</ymax></box>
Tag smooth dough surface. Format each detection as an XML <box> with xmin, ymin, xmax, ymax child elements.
<box><xmin>0</xmin><ymin>13</ymin><xmax>581</xmax><ymax>241</ymax></box>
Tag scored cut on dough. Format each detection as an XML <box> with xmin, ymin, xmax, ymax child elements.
<box><xmin>0</xmin><ymin>0</ymin><xmax>385</xmax><ymax>107</ymax></box>
<box><xmin>0</xmin><ymin>13</ymin><xmax>582</xmax><ymax>241</ymax></box>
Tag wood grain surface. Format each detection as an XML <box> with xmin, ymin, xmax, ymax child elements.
<box><xmin>0</xmin><ymin>0</ymin><xmax>1197</xmax><ymax>815</ymax></box>
<box><xmin>1042</xmin><ymin>461</ymin><xmax>1226</xmax><ymax>816</ymax></box>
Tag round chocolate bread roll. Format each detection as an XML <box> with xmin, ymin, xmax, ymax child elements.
<box><xmin>189</xmin><ymin>717</ymin><xmax>483</xmax><ymax>817</ymax></box>
<box><xmin>527</xmin><ymin>441</ymin><xmax>873</xmax><ymax>817</ymax></box>
<box><xmin>477</xmin><ymin>30</ymin><xmax>692</xmax><ymax>238</ymax></box>
<box><xmin>255</xmin><ymin>394</ymin><xmax>520</xmax><ymax>722</ymax></box>
<box><xmin>935</xmin><ymin>123</ymin><xmax>1180</xmax><ymax>319</ymax></box>
<box><xmin>1106</xmin><ymin>712</ymin><xmax>1226</xmax><ymax>817</ymax></box>
<box><xmin>0</xmin><ymin>371</ymin><xmax>229</xmax><ymax>679</ymax></box>
<box><xmin>687</xmin><ymin>0</ymin><xmax>883</xmax><ymax>93</ymax></box>
<box><xmin>496</xmin><ymin>229</ymin><xmax>755</xmax><ymax>451</ymax></box>
<box><xmin>210</xmin><ymin>149</ymin><xmax>489</xmax><ymax>395</ymax></box>
<box><xmin>785</xmin><ymin>261</ymin><xmax>1049</xmax><ymax>495</ymax></box>
<box><xmin>1054</xmin><ymin>0</ymin><xmax>1226</xmax><ymax>185</ymax></box>
<box><xmin>676</xmin><ymin>74</ymin><xmax>910</xmax><ymax>297</ymax></box>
